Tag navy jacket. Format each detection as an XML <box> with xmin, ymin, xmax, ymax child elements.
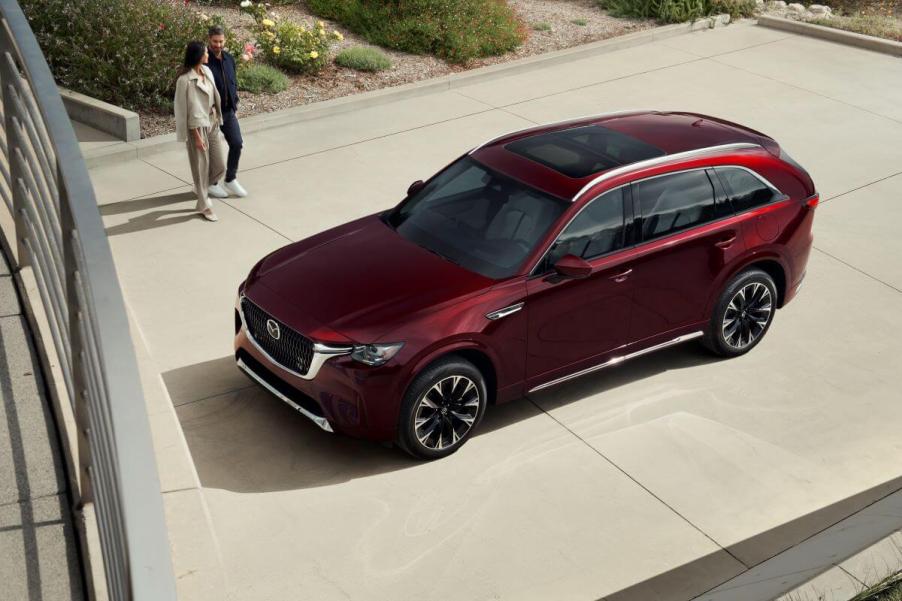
<box><xmin>208</xmin><ymin>50</ymin><xmax>239</xmax><ymax>112</ymax></box>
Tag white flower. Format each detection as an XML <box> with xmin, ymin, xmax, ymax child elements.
<box><xmin>240</xmin><ymin>0</ymin><xmax>252</xmax><ymax>7</ymax></box>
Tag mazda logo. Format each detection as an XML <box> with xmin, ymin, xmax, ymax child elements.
<box><xmin>266</xmin><ymin>319</ymin><xmax>281</xmax><ymax>340</ymax></box>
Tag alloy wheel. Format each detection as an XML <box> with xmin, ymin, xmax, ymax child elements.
<box><xmin>414</xmin><ymin>375</ymin><xmax>481</xmax><ymax>451</ymax></box>
<box><xmin>722</xmin><ymin>282</ymin><xmax>773</xmax><ymax>349</ymax></box>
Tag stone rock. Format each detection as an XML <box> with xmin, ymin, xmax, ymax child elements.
<box><xmin>809</xmin><ymin>4</ymin><xmax>832</xmax><ymax>14</ymax></box>
<box><xmin>755</xmin><ymin>0</ymin><xmax>764</xmax><ymax>6</ymax></box>
<box><xmin>770</xmin><ymin>0</ymin><xmax>787</xmax><ymax>8</ymax></box>
<box><xmin>716</xmin><ymin>13</ymin><xmax>732</xmax><ymax>25</ymax></box>
<box><xmin>787</xmin><ymin>2</ymin><xmax>806</xmax><ymax>12</ymax></box>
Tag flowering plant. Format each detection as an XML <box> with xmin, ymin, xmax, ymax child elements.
<box><xmin>240</xmin><ymin>1</ymin><xmax>342</xmax><ymax>73</ymax></box>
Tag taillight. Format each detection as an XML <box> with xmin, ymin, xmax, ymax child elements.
<box><xmin>806</xmin><ymin>194</ymin><xmax>819</xmax><ymax>209</ymax></box>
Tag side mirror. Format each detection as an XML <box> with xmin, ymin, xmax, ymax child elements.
<box><xmin>407</xmin><ymin>180</ymin><xmax>425</xmax><ymax>197</ymax></box>
<box><xmin>554</xmin><ymin>254</ymin><xmax>592</xmax><ymax>279</ymax></box>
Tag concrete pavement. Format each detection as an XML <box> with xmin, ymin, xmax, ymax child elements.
<box><xmin>87</xmin><ymin>22</ymin><xmax>902</xmax><ymax>601</ymax></box>
<box><xmin>0</xmin><ymin>246</ymin><xmax>85</xmax><ymax>600</ymax></box>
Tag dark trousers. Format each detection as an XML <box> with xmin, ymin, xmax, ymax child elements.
<box><xmin>220</xmin><ymin>109</ymin><xmax>243</xmax><ymax>182</ymax></box>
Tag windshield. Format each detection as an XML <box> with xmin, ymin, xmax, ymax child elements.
<box><xmin>386</xmin><ymin>157</ymin><xmax>568</xmax><ymax>279</ymax></box>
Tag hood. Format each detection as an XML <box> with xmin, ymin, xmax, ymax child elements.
<box><xmin>251</xmin><ymin>215</ymin><xmax>492</xmax><ymax>341</ymax></box>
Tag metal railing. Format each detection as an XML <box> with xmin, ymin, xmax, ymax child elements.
<box><xmin>0</xmin><ymin>1</ymin><xmax>177</xmax><ymax>600</ymax></box>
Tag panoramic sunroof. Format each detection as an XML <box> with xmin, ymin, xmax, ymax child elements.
<box><xmin>505</xmin><ymin>125</ymin><xmax>666</xmax><ymax>178</ymax></box>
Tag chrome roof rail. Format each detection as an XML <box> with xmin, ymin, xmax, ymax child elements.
<box><xmin>468</xmin><ymin>108</ymin><xmax>659</xmax><ymax>154</ymax></box>
<box><xmin>571</xmin><ymin>142</ymin><xmax>764</xmax><ymax>202</ymax></box>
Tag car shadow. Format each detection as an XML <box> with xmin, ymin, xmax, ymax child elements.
<box><xmin>164</xmin><ymin>344</ymin><xmax>721</xmax><ymax>494</ymax></box>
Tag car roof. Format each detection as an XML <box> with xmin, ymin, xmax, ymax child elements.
<box><xmin>470</xmin><ymin>110</ymin><xmax>777</xmax><ymax>200</ymax></box>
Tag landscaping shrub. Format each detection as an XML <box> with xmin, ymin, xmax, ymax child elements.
<box><xmin>19</xmin><ymin>0</ymin><xmax>208</xmax><ymax>111</ymax></box>
<box><xmin>241</xmin><ymin>1</ymin><xmax>343</xmax><ymax>73</ymax></box>
<box><xmin>335</xmin><ymin>46</ymin><xmax>392</xmax><ymax>71</ymax></box>
<box><xmin>598</xmin><ymin>0</ymin><xmax>754</xmax><ymax>21</ymax></box>
<box><xmin>532</xmin><ymin>21</ymin><xmax>553</xmax><ymax>30</ymax></box>
<box><xmin>305</xmin><ymin>0</ymin><xmax>526</xmax><ymax>64</ymax></box>
<box><xmin>237</xmin><ymin>63</ymin><xmax>290</xmax><ymax>93</ymax></box>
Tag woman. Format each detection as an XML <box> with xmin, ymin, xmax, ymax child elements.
<box><xmin>174</xmin><ymin>41</ymin><xmax>225</xmax><ymax>222</ymax></box>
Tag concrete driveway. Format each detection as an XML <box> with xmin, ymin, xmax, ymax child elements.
<box><xmin>87</xmin><ymin>23</ymin><xmax>902</xmax><ymax>601</ymax></box>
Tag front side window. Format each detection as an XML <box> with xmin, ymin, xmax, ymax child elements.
<box><xmin>540</xmin><ymin>187</ymin><xmax>626</xmax><ymax>272</ymax></box>
<box><xmin>715</xmin><ymin>167</ymin><xmax>778</xmax><ymax>213</ymax></box>
<box><xmin>387</xmin><ymin>157</ymin><xmax>568</xmax><ymax>279</ymax></box>
<box><xmin>636</xmin><ymin>170</ymin><xmax>716</xmax><ymax>241</ymax></box>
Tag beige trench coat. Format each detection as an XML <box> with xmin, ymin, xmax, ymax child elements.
<box><xmin>174</xmin><ymin>65</ymin><xmax>222</xmax><ymax>142</ymax></box>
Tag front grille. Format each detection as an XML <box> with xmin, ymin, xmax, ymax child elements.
<box><xmin>241</xmin><ymin>297</ymin><xmax>314</xmax><ymax>375</ymax></box>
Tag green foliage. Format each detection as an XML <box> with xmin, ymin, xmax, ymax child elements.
<box><xmin>811</xmin><ymin>13</ymin><xmax>902</xmax><ymax>41</ymax></box>
<box><xmin>306</xmin><ymin>0</ymin><xmax>526</xmax><ymax>64</ymax></box>
<box><xmin>241</xmin><ymin>2</ymin><xmax>343</xmax><ymax>73</ymax></box>
<box><xmin>532</xmin><ymin>21</ymin><xmax>553</xmax><ymax>30</ymax></box>
<box><xmin>572</xmin><ymin>17</ymin><xmax>589</xmax><ymax>25</ymax></box>
<box><xmin>236</xmin><ymin>63</ymin><xmax>289</xmax><ymax>93</ymax></box>
<box><xmin>335</xmin><ymin>46</ymin><xmax>393</xmax><ymax>71</ymax></box>
<box><xmin>597</xmin><ymin>0</ymin><xmax>754</xmax><ymax>22</ymax></box>
<box><xmin>19</xmin><ymin>0</ymin><xmax>208</xmax><ymax>111</ymax></box>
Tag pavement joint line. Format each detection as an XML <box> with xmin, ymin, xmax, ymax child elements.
<box><xmin>0</xmin><ymin>491</ymin><xmax>71</xmax><ymax>510</ymax></box>
<box><xmin>171</xmin><ymin>383</ymin><xmax>258</xmax><ymax>409</ymax></box>
<box><xmin>522</xmin><ymin>392</ymin><xmax>750</xmax><ymax>570</ymax></box>
<box><xmin>708</xmin><ymin>55</ymin><xmax>902</xmax><ymax>127</ymax></box>
<box><xmin>238</xmin><ymin>106</ymin><xmax>499</xmax><ymax>175</ymax></box>
<box><xmin>836</xmin><ymin>564</ymin><xmax>868</xmax><ymax>588</ymax></box>
<box><xmin>217</xmin><ymin>197</ymin><xmax>295</xmax><ymax>243</ymax></box>
<box><xmin>140</xmin><ymin>157</ymin><xmax>193</xmax><ymax>187</ymax></box>
<box><xmin>656</xmin><ymin>32</ymin><xmax>794</xmax><ymax>59</ymax></box>
<box><xmin>0</xmin><ymin>519</ymin><xmax>65</xmax><ymax>533</ymax></box>
<box><xmin>821</xmin><ymin>169</ymin><xmax>902</xmax><ymax>205</ymax></box>
<box><xmin>812</xmin><ymin>246</ymin><xmax>902</xmax><ymax>295</ymax></box>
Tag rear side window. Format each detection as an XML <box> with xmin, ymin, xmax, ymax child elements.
<box><xmin>541</xmin><ymin>187</ymin><xmax>626</xmax><ymax>271</ymax></box>
<box><xmin>636</xmin><ymin>170</ymin><xmax>716</xmax><ymax>241</ymax></box>
<box><xmin>715</xmin><ymin>167</ymin><xmax>778</xmax><ymax>213</ymax></box>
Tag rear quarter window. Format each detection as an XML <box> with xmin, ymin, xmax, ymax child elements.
<box><xmin>715</xmin><ymin>167</ymin><xmax>779</xmax><ymax>213</ymax></box>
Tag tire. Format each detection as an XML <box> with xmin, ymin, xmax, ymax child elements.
<box><xmin>397</xmin><ymin>357</ymin><xmax>487</xmax><ymax>460</ymax></box>
<box><xmin>703</xmin><ymin>268</ymin><xmax>778</xmax><ymax>358</ymax></box>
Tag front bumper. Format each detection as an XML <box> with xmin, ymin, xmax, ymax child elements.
<box><xmin>233</xmin><ymin>293</ymin><xmax>404</xmax><ymax>441</ymax></box>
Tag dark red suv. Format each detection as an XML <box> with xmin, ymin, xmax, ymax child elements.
<box><xmin>235</xmin><ymin>110</ymin><xmax>817</xmax><ymax>459</ymax></box>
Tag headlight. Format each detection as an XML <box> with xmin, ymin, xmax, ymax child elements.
<box><xmin>351</xmin><ymin>342</ymin><xmax>404</xmax><ymax>367</ymax></box>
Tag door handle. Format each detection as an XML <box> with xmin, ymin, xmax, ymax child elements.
<box><xmin>715</xmin><ymin>235</ymin><xmax>737</xmax><ymax>249</ymax></box>
<box><xmin>610</xmin><ymin>268</ymin><xmax>632</xmax><ymax>283</ymax></box>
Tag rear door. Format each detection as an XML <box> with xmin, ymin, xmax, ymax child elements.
<box><xmin>626</xmin><ymin>168</ymin><xmax>745</xmax><ymax>344</ymax></box>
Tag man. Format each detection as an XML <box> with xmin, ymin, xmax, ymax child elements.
<box><xmin>207</xmin><ymin>26</ymin><xmax>248</xmax><ymax>198</ymax></box>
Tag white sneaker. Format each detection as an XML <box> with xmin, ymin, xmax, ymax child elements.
<box><xmin>208</xmin><ymin>183</ymin><xmax>229</xmax><ymax>198</ymax></box>
<box><xmin>223</xmin><ymin>179</ymin><xmax>248</xmax><ymax>198</ymax></box>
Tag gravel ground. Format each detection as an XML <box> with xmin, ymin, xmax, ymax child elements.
<box><xmin>140</xmin><ymin>0</ymin><xmax>653</xmax><ymax>138</ymax></box>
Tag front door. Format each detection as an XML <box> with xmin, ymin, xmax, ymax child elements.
<box><xmin>526</xmin><ymin>187</ymin><xmax>634</xmax><ymax>389</ymax></box>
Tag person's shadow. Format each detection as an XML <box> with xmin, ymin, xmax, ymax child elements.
<box><xmin>101</xmin><ymin>190</ymin><xmax>202</xmax><ymax>236</ymax></box>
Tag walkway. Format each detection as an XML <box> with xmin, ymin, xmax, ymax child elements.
<box><xmin>0</xmin><ymin>246</ymin><xmax>85</xmax><ymax>599</ymax></box>
<box><xmin>85</xmin><ymin>22</ymin><xmax>902</xmax><ymax>601</ymax></box>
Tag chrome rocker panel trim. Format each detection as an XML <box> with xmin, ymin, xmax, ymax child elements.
<box><xmin>528</xmin><ymin>331</ymin><xmax>704</xmax><ymax>393</ymax></box>
<box><xmin>236</xmin><ymin>357</ymin><xmax>334</xmax><ymax>433</ymax></box>
<box><xmin>237</xmin><ymin>295</ymin><xmax>352</xmax><ymax>381</ymax></box>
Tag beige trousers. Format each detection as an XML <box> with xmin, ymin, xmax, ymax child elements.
<box><xmin>186</xmin><ymin>124</ymin><xmax>225</xmax><ymax>212</ymax></box>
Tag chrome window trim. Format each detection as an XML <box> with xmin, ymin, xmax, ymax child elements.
<box><xmin>529</xmin><ymin>183</ymin><xmax>630</xmax><ymax>277</ymax></box>
<box><xmin>236</xmin><ymin>357</ymin><xmax>334</xmax><ymax>432</ymax></box>
<box><xmin>528</xmin><ymin>331</ymin><xmax>704</xmax><ymax>393</ymax></box>
<box><xmin>528</xmin><ymin>161</ymin><xmax>786</xmax><ymax>277</ymax></box>
<box><xmin>237</xmin><ymin>295</ymin><xmax>353</xmax><ymax>381</ymax></box>
<box><xmin>571</xmin><ymin>142</ymin><xmax>763</xmax><ymax>202</ymax></box>
<box><xmin>468</xmin><ymin>109</ymin><xmax>659</xmax><ymax>155</ymax></box>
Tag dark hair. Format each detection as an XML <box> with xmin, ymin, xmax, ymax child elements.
<box><xmin>177</xmin><ymin>41</ymin><xmax>206</xmax><ymax>78</ymax></box>
<box><xmin>208</xmin><ymin>25</ymin><xmax>225</xmax><ymax>37</ymax></box>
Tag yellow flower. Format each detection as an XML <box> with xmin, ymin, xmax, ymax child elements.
<box><xmin>309</xmin><ymin>50</ymin><xmax>319</xmax><ymax>59</ymax></box>
<box><xmin>272</xmin><ymin>46</ymin><xmax>281</xmax><ymax>54</ymax></box>
<box><xmin>332</xmin><ymin>31</ymin><xmax>344</xmax><ymax>41</ymax></box>
<box><xmin>261</xmin><ymin>18</ymin><xmax>275</xmax><ymax>27</ymax></box>
<box><xmin>317</xmin><ymin>20</ymin><xmax>325</xmax><ymax>29</ymax></box>
<box><xmin>263</xmin><ymin>30</ymin><xmax>275</xmax><ymax>39</ymax></box>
